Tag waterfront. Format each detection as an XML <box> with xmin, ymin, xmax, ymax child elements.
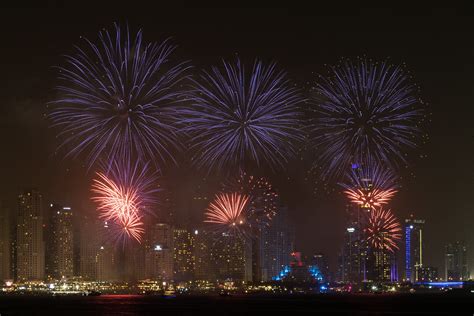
<box><xmin>0</xmin><ymin>293</ymin><xmax>472</xmax><ymax>315</ymax></box>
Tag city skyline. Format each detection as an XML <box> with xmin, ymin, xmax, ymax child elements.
<box><xmin>0</xmin><ymin>5</ymin><xmax>472</xmax><ymax>281</ymax></box>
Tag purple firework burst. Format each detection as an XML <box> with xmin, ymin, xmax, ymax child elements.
<box><xmin>182</xmin><ymin>59</ymin><xmax>304</xmax><ymax>172</ymax></box>
<box><xmin>311</xmin><ymin>58</ymin><xmax>426</xmax><ymax>179</ymax></box>
<box><xmin>49</xmin><ymin>24</ymin><xmax>189</xmax><ymax>168</ymax></box>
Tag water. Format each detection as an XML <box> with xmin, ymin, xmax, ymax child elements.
<box><xmin>0</xmin><ymin>293</ymin><xmax>472</xmax><ymax>315</ymax></box>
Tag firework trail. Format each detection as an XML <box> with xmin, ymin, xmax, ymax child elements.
<box><xmin>340</xmin><ymin>159</ymin><xmax>398</xmax><ymax>210</ymax></box>
<box><xmin>91</xmin><ymin>159</ymin><xmax>158</xmax><ymax>243</ymax></box>
<box><xmin>366</xmin><ymin>207</ymin><xmax>402</xmax><ymax>252</ymax></box>
<box><xmin>204</xmin><ymin>192</ymin><xmax>250</xmax><ymax>236</ymax></box>
<box><xmin>182</xmin><ymin>59</ymin><xmax>304</xmax><ymax>173</ymax></box>
<box><xmin>310</xmin><ymin>58</ymin><xmax>426</xmax><ymax>179</ymax></box>
<box><xmin>49</xmin><ymin>23</ymin><xmax>189</xmax><ymax>168</ymax></box>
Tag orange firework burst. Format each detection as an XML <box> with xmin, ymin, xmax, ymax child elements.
<box><xmin>366</xmin><ymin>208</ymin><xmax>402</xmax><ymax>252</ymax></box>
<box><xmin>341</xmin><ymin>160</ymin><xmax>398</xmax><ymax>210</ymax></box>
<box><xmin>344</xmin><ymin>187</ymin><xmax>397</xmax><ymax>210</ymax></box>
<box><xmin>204</xmin><ymin>192</ymin><xmax>250</xmax><ymax>235</ymax></box>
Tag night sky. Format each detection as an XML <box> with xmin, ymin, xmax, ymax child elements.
<box><xmin>0</xmin><ymin>5</ymin><xmax>472</xmax><ymax>276</ymax></box>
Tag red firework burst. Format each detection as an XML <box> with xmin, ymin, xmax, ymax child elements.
<box><xmin>366</xmin><ymin>208</ymin><xmax>402</xmax><ymax>252</ymax></box>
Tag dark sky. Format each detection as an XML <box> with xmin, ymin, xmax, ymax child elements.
<box><xmin>0</xmin><ymin>5</ymin><xmax>473</xmax><ymax>276</ymax></box>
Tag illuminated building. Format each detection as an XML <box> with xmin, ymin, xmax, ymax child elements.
<box><xmin>338</xmin><ymin>204</ymin><xmax>369</xmax><ymax>283</ymax></box>
<box><xmin>79</xmin><ymin>218</ymin><xmax>117</xmax><ymax>281</ymax></box>
<box><xmin>404</xmin><ymin>215</ymin><xmax>425</xmax><ymax>282</ymax></box>
<box><xmin>418</xmin><ymin>266</ymin><xmax>438</xmax><ymax>282</ymax></box>
<box><xmin>259</xmin><ymin>206</ymin><xmax>295</xmax><ymax>282</ymax></box>
<box><xmin>211</xmin><ymin>233</ymin><xmax>249</xmax><ymax>282</ymax></box>
<box><xmin>310</xmin><ymin>253</ymin><xmax>329</xmax><ymax>282</ymax></box>
<box><xmin>173</xmin><ymin>228</ymin><xmax>195</xmax><ymax>281</ymax></box>
<box><xmin>445</xmin><ymin>241</ymin><xmax>469</xmax><ymax>281</ymax></box>
<box><xmin>16</xmin><ymin>189</ymin><xmax>45</xmax><ymax>281</ymax></box>
<box><xmin>144</xmin><ymin>223</ymin><xmax>174</xmax><ymax>281</ymax></box>
<box><xmin>193</xmin><ymin>229</ymin><xmax>216</xmax><ymax>281</ymax></box>
<box><xmin>371</xmin><ymin>249</ymin><xmax>397</xmax><ymax>282</ymax></box>
<box><xmin>0</xmin><ymin>202</ymin><xmax>11</xmax><ymax>281</ymax></box>
<box><xmin>47</xmin><ymin>204</ymin><xmax>74</xmax><ymax>280</ymax></box>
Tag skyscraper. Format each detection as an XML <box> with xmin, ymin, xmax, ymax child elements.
<box><xmin>311</xmin><ymin>253</ymin><xmax>329</xmax><ymax>282</ymax></box>
<box><xmin>193</xmin><ymin>228</ymin><xmax>215</xmax><ymax>282</ymax></box>
<box><xmin>259</xmin><ymin>206</ymin><xmax>295</xmax><ymax>281</ymax></box>
<box><xmin>79</xmin><ymin>218</ymin><xmax>117</xmax><ymax>281</ymax></box>
<box><xmin>445</xmin><ymin>241</ymin><xmax>469</xmax><ymax>281</ymax></box>
<box><xmin>338</xmin><ymin>204</ymin><xmax>368</xmax><ymax>283</ymax></box>
<box><xmin>404</xmin><ymin>215</ymin><xmax>425</xmax><ymax>282</ymax></box>
<box><xmin>211</xmin><ymin>233</ymin><xmax>249</xmax><ymax>283</ymax></box>
<box><xmin>16</xmin><ymin>189</ymin><xmax>45</xmax><ymax>281</ymax></box>
<box><xmin>173</xmin><ymin>228</ymin><xmax>195</xmax><ymax>282</ymax></box>
<box><xmin>144</xmin><ymin>223</ymin><xmax>174</xmax><ymax>281</ymax></box>
<box><xmin>0</xmin><ymin>202</ymin><xmax>11</xmax><ymax>282</ymax></box>
<box><xmin>47</xmin><ymin>204</ymin><xmax>74</xmax><ymax>280</ymax></box>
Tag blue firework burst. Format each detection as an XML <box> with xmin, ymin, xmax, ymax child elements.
<box><xmin>311</xmin><ymin>58</ymin><xmax>426</xmax><ymax>179</ymax></box>
<box><xmin>49</xmin><ymin>24</ymin><xmax>189</xmax><ymax>168</ymax></box>
<box><xmin>182</xmin><ymin>59</ymin><xmax>304</xmax><ymax>172</ymax></box>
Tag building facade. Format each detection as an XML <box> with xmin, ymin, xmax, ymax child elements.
<box><xmin>404</xmin><ymin>215</ymin><xmax>425</xmax><ymax>282</ymax></box>
<box><xmin>144</xmin><ymin>223</ymin><xmax>174</xmax><ymax>281</ymax></box>
<box><xmin>79</xmin><ymin>218</ymin><xmax>117</xmax><ymax>281</ymax></box>
<box><xmin>47</xmin><ymin>204</ymin><xmax>74</xmax><ymax>280</ymax></box>
<box><xmin>445</xmin><ymin>241</ymin><xmax>469</xmax><ymax>281</ymax></box>
<box><xmin>16</xmin><ymin>190</ymin><xmax>45</xmax><ymax>281</ymax></box>
<box><xmin>173</xmin><ymin>228</ymin><xmax>195</xmax><ymax>282</ymax></box>
<box><xmin>258</xmin><ymin>206</ymin><xmax>295</xmax><ymax>282</ymax></box>
<box><xmin>0</xmin><ymin>203</ymin><xmax>11</xmax><ymax>281</ymax></box>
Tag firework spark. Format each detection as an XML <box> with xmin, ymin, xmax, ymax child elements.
<box><xmin>183</xmin><ymin>59</ymin><xmax>304</xmax><ymax>172</ymax></box>
<box><xmin>341</xmin><ymin>160</ymin><xmax>398</xmax><ymax>210</ymax></box>
<box><xmin>366</xmin><ymin>208</ymin><xmax>402</xmax><ymax>252</ymax></box>
<box><xmin>228</xmin><ymin>170</ymin><xmax>278</xmax><ymax>228</ymax></box>
<box><xmin>311</xmin><ymin>58</ymin><xmax>426</xmax><ymax>179</ymax></box>
<box><xmin>204</xmin><ymin>192</ymin><xmax>250</xmax><ymax>235</ymax></box>
<box><xmin>49</xmin><ymin>24</ymin><xmax>189</xmax><ymax>168</ymax></box>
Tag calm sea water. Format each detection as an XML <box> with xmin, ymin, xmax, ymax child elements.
<box><xmin>0</xmin><ymin>293</ymin><xmax>472</xmax><ymax>315</ymax></box>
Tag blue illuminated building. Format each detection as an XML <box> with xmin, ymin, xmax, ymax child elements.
<box><xmin>404</xmin><ymin>215</ymin><xmax>425</xmax><ymax>282</ymax></box>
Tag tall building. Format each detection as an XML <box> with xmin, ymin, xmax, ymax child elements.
<box><xmin>404</xmin><ymin>215</ymin><xmax>425</xmax><ymax>282</ymax></box>
<box><xmin>173</xmin><ymin>228</ymin><xmax>195</xmax><ymax>282</ymax></box>
<box><xmin>79</xmin><ymin>218</ymin><xmax>117</xmax><ymax>281</ymax></box>
<box><xmin>338</xmin><ymin>203</ymin><xmax>369</xmax><ymax>283</ymax></box>
<box><xmin>144</xmin><ymin>223</ymin><xmax>174</xmax><ymax>281</ymax></box>
<box><xmin>193</xmin><ymin>229</ymin><xmax>216</xmax><ymax>281</ymax></box>
<box><xmin>0</xmin><ymin>203</ymin><xmax>11</xmax><ymax>281</ymax></box>
<box><xmin>311</xmin><ymin>253</ymin><xmax>329</xmax><ymax>282</ymax></box>
<box><xmin>47</xmin><ymin>204</ymin><xmax>74</xmax><ymax>280</ymax></box>
<box><xmin>259</xmin><ymin>206</ymin><xmax>295</xmax><ymax>282</ymax></box>
<box><xmin>16</xmin><ymin>189</ymin><xmax>45</xmax><ymax>281</ymax></box>
<box><xmin>211</xmin><ymin>233</ymin><xmax>249</xmax><ymax>283</ymax></box>
<box><xmin>445</xmin><ymin>241</ymin><xmax>469</xmax><ymax>281</ymax></box>
<box><xmin>371</xmin><ymin>250</ymin><xmax>397</xmax><ymax>282</ymax></box>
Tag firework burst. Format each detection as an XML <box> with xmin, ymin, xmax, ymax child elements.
<box><xmin>228</xmin><ymin>170</ymin><xmax>278</xmax><ymax>228</ymax></box>
<box><xmin>204</xmin><ymin>192</ymin><xmax>250</xmax><ymax>236</ymax></box>
<box><xmin>49</xmin><ymin>23</ymin><xmax>189</xmax><ymax>168</ymax></box>
<box><xmin>310</xmin><ymin>58</ymin><xmax>426</xmax><ymax>179</ymax></box>
<box><xmin>366</xmin><ymin>208</ymin><xmax>402</xmax><ymax>252</ymax></box>
<box><xmin>182</xmin><ymin>59</ymin><xmax>304</xmax><ymax>172</ymax></box>
<box><xmin>91</xmin><ymin>160</ymin><xmax>158</xmax><ymax>243</ymax></box>
<box><xmin>341</xmin><ymin>160</ymin><xmax>398</xmax><ymax>210</ymax></box>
